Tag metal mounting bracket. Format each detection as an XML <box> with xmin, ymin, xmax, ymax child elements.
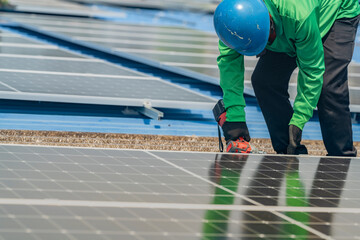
<box><xmin>135</xmin><ymin>101</ymin><xmax>164</xmax><ymax>120</ymax></box>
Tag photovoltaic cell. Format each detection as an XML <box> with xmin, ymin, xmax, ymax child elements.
<box><xmin>0</xmin><ymin>145</ymin><xmax>360</xmax><ymax>239</ymax></box>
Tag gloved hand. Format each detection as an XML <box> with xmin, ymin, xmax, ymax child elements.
<box><xmin>221</xmin><ymin>121</ymin><xmax>251</xmax><ymax>143</ymax></box>
<box><xmin>287</xmin><ymin>125</ymin><xmax>308</xmax><ymax>155</ymax></box>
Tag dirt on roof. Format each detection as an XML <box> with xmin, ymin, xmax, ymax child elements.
<box><xmin>1</xmin><ymin>129</ymin><xmax>358</xmax><ymax>156</ymax></box>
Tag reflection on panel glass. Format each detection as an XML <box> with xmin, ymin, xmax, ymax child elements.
<box><xmin>202</xmin><ymin>154</ymin><xmax>352</xmax><ymax>239</ymax></box>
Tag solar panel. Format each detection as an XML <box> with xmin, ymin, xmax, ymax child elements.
<box><xmin>2</xmin><ymin>13</ymin><xmax>360</xmax><ymax>111</ymax></box>
<box><xmin>0</xmin><ymin>29</ymin><xmax>216</xmax><ymax>110</ymax></box>
<box><xmin>0</xmin><ymin>144</ymin><xmax>359</xmax><ymax>239</ymax></box>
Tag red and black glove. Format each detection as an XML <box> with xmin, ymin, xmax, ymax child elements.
<box><xmin>221</xmin><ymin>121</ymin><xmax>251</xmax><ymax>143</ymax></box>
<box><xmin>213</xmin><ymin>99</ymin><xmax>251</xmax><ymax>153</ymax></box>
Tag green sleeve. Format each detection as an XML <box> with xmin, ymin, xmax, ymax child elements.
<box><xmin>289</xmin><ymin>10</ymin><xmax>325</xmax><ymax>130</ymax></box>
<box><xmin>217</xmin><ymin>40</ymin><xmax>246</xmax><ymax>122</ymax></box>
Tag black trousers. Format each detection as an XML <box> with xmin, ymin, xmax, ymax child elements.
<box><xmin>251</xmin><ymin>15</ymin><xmax>360</xmax><ymax>156</ymax></box>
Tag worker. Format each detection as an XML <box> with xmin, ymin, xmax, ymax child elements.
<box><xmin>213</xmin><ymin>0</ymin><xmax>360</xmax><ymax>156</ymax></box>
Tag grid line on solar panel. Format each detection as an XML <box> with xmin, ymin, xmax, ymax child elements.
<box><xmin>0</xmin><ymin>43</ymin><xmax>58</xmax><ymax>48</ymax></box>
<box><xmin>0</xmin><ymin>56</ymin><xmax>147</xmax><ymax>76</ymax></box>
<box><xmin>0</xmin><ymin>47</ymin><xmax>86</xmax><ymax>58</ymax></box>
<box><xmin>0</xmin><ymin>54</ymin><xmax>95</xmax><ymax>61</ymax></box>
<box><xmin>0</xmin><ymin>69</ymin><xmax>157</xmax><ymax>79</ymax></box>
<box><xmin>0</xmin><ymin>72</ymin><xmax>215</xmax><ymax>106</ymax></box>
<box><xmin>1</xmin><ymin>198</ymin><xmax>360</xmax><ymax>214</ymax></box>
<box><xmin>0</xmin><ymin>81</ymin><xmax>18</xmax><ymax>92</ymax></box>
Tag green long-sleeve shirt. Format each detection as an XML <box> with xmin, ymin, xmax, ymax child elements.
<box><xmin>218</xmin><ymin>0</ymin><xmax>360</xmax><ymax>130</ymax></box>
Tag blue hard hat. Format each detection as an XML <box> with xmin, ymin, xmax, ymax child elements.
<box><xmin>214</xmin><ymin>0</ymin><xmax>270</xmax><ymax>56</ymax></box>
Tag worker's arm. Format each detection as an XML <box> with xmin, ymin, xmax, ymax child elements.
<box><xmin>217</xmin><ymin>40</ymin><xmax>246</xmax><ymax>122</ymax></box>
<box><xmin>289</xmin><ymin>10</ymin><xmax>325</xmax><ymax>130</ymax></box>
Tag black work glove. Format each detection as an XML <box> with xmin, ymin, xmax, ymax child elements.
<box><xmin>221</xmin><ymin>121</ymin><xmax>251</xmax><ymax>143</ymax></box>
<box><xmin>287</xmin><ymin>125</ymin><xmax>308</xmax><ymax>155</ymax></box>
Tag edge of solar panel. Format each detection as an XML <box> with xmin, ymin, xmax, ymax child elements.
<box><xmin>0</xmin><ymin>91</ymin><xmax>216</xmax><ymax>109</ymax></box>
<box><xmin>2</xmin><ymin>143</ymin><xmax>360</xmax><ymax>159</ymax></box>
